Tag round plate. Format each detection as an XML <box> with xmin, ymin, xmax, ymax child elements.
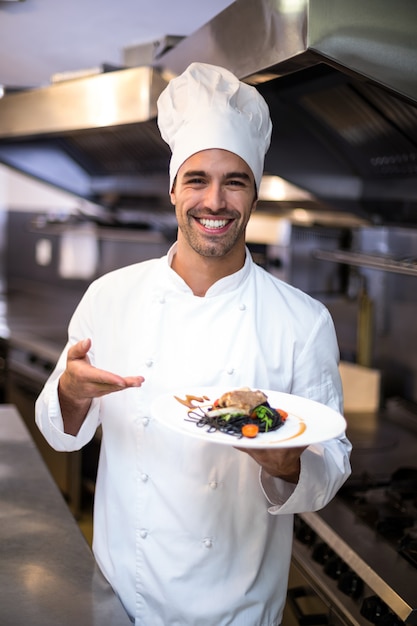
<box><xmin>151</xmin><ymin>387</ymin><xmax>346</xmax><ymax>449</ymax></box>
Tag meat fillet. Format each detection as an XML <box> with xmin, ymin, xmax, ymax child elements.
<box><xmin>217</xmin><ymin>388</ymin><xmax>268</xmax><ymax>414</ymax></box>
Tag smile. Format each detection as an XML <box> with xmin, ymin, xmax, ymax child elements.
<box><xmin>198</xmin><ymin>218</ymin><xmax>230</xmax><ymax>229</ymax></box>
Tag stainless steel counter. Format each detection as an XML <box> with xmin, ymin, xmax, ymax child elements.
<box><xmin>0</xmin><ymin>405</ymin><xmax>131</xmax><ymax>626</ymax></box>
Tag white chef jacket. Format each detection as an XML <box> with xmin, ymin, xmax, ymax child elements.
<box><xmin>36</xmin><ymin>245</ymin><xmax>351</xmax><ymax>626</ymax></box>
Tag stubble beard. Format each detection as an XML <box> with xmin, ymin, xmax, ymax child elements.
<box><xmin>179</xmin><ymin>213</ymin><xmax>246</xmax><ymax>258</ymax></box>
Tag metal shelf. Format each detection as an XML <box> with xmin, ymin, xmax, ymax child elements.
<box><xmin>313</xmin><ymin>249</ymin><xmax>417</xmax><ymax>277</ymax></box>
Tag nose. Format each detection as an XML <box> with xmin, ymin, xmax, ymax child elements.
<box><xmin>203</xmin><ymin>182</ymin><xmax>226</xmax><ymax>212</ymax></box>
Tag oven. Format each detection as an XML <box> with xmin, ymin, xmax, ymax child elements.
<box><xmin>284</xmin><ymin>399</ymin><xmax>417</xmax><ymax>625</ymax></box>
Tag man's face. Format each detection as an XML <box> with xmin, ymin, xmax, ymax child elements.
<box><xmin>170</xmin><ymin>149</ymin><xmax>257</xmax><ymax>259</ymax></box>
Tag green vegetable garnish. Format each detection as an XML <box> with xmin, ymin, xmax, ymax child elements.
<box><xmin>252</xmin><ymin>404</ymin><xmax>275</xmax><ymax>431</ymax></box>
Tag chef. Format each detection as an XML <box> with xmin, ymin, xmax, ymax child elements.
<box><xmin>36</xmin><ymin>62</ymin><xmax>351</xmax><ymax>625</ymax></box>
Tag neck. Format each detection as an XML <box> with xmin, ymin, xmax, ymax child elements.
<box><xmin>172</xmin><ymin>239</ymin><xmax>246</xmax><ymax>297</ymax></box>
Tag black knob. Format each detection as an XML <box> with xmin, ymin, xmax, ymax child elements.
<box><xmin>360</xmin><ymin>596</ymin><xmax>389</xmax><ymax>623</ymax></box>
<box><xmin>378</xmin><ymin>613</ymin><xmax>405</xmax><ymax>626</ymax></box>
<box><xmin>324</xmin><ymin>555</ymin><xmax>349</xmax><ymax>580</ymax></box>
<box><xmin>312</xmin><ymin>541</ymin><xmax>334</xmax><ymax>565</ymax></box>
<box><xmin>337</xmin><ymin>570</ymin><xmax>364</xmax><ymax>599</ymax></box>
<box><xmin>294</xmin><ymin>517</ymin><xmax>316</xmax><ymax>546</ymax></box>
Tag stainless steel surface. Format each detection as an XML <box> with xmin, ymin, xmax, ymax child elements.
<box><xmin>0</xmin><ymin>66</ymin><xmax>167</xmax><ymax>136</ymax></box>
<box><xmin>0</xmin><ymin>66</ymin><xmax>171</xmax><ymax>200</ymax></box>
<box><xmin>162</xmin><ymin>0</ymin><xmax>417</xmax><ymax>102</ymax></box>
<box><xmin>291</xmin><ymin>408</ymin><xmax>417</xmax><ymax>625</ymax></box>
<box><xmin>0</xmin><ymin>0</ymin><xmax>416</xmax><ymax>222</ymax></box>
<box><xmin>323</xmin><ymin>226</ymin><xmax>417</xmax><ymax>402</ymax></box>
<box><xmin>278</xmin><ymin>222</ymin><xmax>417</xmax><ymax>622</ymax></box>
<box><xmin>285</xmin><ymin>225</ymin><xmax>348</xmax><ymax>296</ymax></box>
<box><xmin>161</xmin><ymin>0</ymin><xmax>417</xmax><ymax>219</ymax></box>
<box><xmin>0</xmin><ymin>405</ymin><xmax>131</xmax><ymax>626</ymax></box>
<box><xmin>1</xmin><ymin>275</ymin><xmax>83</xmax><ymax>514</ymax></box>
<box><xmin>313</xmin><ymin>249</ymin><xmax>417</xmax><ymax>277</ymax></box>
<box><xmin>6</xmin><ymin>335</ymin><xmax>82</xmax><ymax>516</ymax></box>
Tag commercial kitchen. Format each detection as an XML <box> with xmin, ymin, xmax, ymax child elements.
<box><xmin>0</xmin><ymin>1</ymin><xmax>417</xmax><ymax>624</ymax></box>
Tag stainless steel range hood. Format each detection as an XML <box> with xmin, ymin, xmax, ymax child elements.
<box><xmin>160</xmin><ymin>0</ymin><xmax>417</xmax><ymax>223</ymax></box>
<box><xmin>161</xmin><ymin>0</ymin><xmax>417</xmax><ymax>102</ymax></box>
<box><xmin>0</xmin><ymin>0</ymin><xmax>416</xmax><ymax>223</ymax></box>
<box><xmin>0</xmin><ymin>66</ymin><xmax>172</xmax><ymax>205</ymax></box>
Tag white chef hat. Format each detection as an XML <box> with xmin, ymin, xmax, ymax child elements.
<box><xmin>157</xmin><ymin>62</ymin><xmax>272</xmax><ymax>192</ymax></box>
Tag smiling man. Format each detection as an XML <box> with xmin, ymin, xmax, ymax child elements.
<box><xmin>170</xmin><ymin>149</ymin><xmax>257</xmax><ymax>295</ymax></box>
<box><xmin>36</xmin><ymin>63</ymin><xmax>351</xmax><ymax>625</ymax></box>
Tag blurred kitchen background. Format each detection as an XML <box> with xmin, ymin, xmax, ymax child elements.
<box><xmin>1</xmin><ymin>1</ymin><xmax>417</xmax><ymax>624</ymax></box>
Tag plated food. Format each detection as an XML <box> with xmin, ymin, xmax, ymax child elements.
<box><xmin>175</xmin><ymin>387</ymin><xmax>288</xmax><ymax>439</ymax></box>
<box><xmin>151</xmin><ymin>387</ymin><xmax>347</xmax><ymax>449</ymax></box>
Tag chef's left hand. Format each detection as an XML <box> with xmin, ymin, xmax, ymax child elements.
<box><xmin>236</xmin><ymin>445</ymin><xmax>307</xmax><ymax>484</ymax></box>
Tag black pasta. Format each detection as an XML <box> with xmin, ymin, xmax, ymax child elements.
<box><xmin>186</xmin><ymin>402</ymin><xmax>284</xmax><ymax>439</ymax></box>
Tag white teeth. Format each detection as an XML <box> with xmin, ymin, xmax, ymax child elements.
<box><xmin>199</xmin><ymin>218</ymin><xmax>228</xmax><ymax>229</ymax></box>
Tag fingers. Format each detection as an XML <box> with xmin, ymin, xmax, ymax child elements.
<box><xmin>70</xmin><ymin>364</ymin><xmax>144</xmax><ymax>395</ymax></box>
<box><xmin>235</xmin><ymin>445</ymin><xmax>306</xmax><ymax>483</ymax></box>
<box><xmin>64</xmin><ymin>338</ymin><xmax>145</xmax><ymax>399</ymax></box>
<box><xmin>68</xmin><ymin>338</ymin><xmax>92</xmax><ymax>361</ymax></box>
<box><xmin>124</xmin><ymin>375</ymin><xmax>145</xmax><ymax>388</ymax></box>
<box><xmin>59</xmin><ymin>338</ymin><xmax>145</xmax><ymax>434</ymax></box>
<box><xmin>88</xmin><ymin>372</ymin><xmax>144</xmax><ymax>392</ymax></box>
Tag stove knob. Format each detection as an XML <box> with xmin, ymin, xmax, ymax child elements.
<box><xmin>312</xmin><ymin>541</ymin><xmax>334</xmax><ymax>565</ymax></box>
<box><xmin>337</xmin><ymin>569</ymin><xmax>364</xmax><ymax>599</ymax></box>
<box><xmin>323</xmin><ymin>555</ymin><xmax>349</xmax><ymax>580</ymax></box>
<box><xmin>294</xmin><ymin>517</ymin><xmax>316</xmax><ymax>546</ymax></box>
<box><xmin>360</xmin><ymin>595</ymin><xmax>389</xmax><ymax>623</ymax></box>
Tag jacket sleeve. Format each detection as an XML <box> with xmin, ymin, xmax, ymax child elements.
<box><xmin>260</xmin><ymin>306</ymin><xmax>352</xmax><ymax>514</ymax></box>
<box><xmin>35</xmin><ymin>286</ymin><xmax>101</xmax><ymax>452</ymax></box>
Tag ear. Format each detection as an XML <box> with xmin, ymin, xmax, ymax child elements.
<box><xmin>169</xmin><ymin>179</ymin><xmax>177</xmax><ymax>206</ymax></box>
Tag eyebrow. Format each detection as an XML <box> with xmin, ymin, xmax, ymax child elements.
<box><xmin>225</xmin><ymin>171</ymin><xmax>252</xmax><ymax>182</ymax></box>
<box><xmin>182</xmin><ymin>170</ymin><xmax>251</xmax><ymax>182</ymax></box>
<box><xmin>182</xmin><ymin>170</ymin><xmax>207</xmax><ymax>179</ymax></box>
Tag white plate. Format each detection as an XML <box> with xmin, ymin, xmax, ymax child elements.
<box><xmin>151</xmin><ymin>387</ymin><xmax>346</xmax><ymax>449</ymax></box>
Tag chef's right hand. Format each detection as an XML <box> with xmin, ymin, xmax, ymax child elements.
<box><xmin>58</xmin><ymin>338</ymin><xmax>145</xmax><ymax>435</ymax></box>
